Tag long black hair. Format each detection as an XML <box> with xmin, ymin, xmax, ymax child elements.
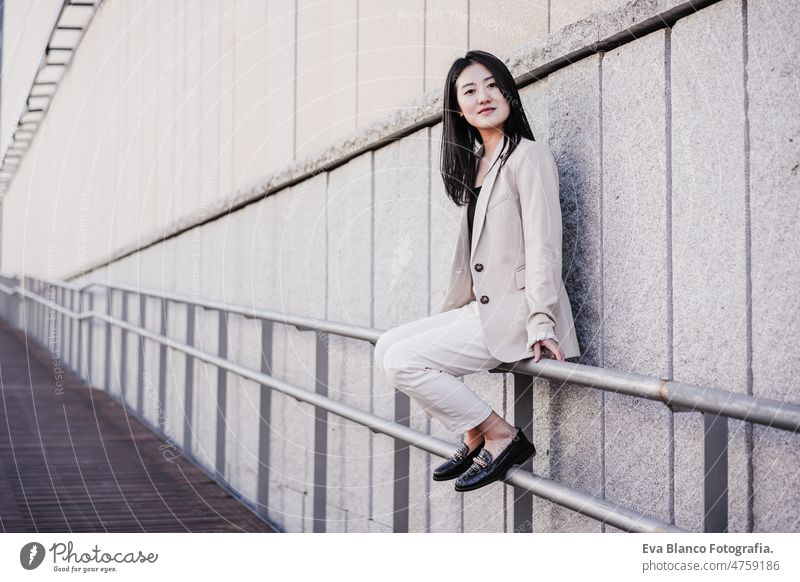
<box><xmin>440</xmin><ymin>50</ymin><xmax>535</xmax><ymax>206</ymax></box>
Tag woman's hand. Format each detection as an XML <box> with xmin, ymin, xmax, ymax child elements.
<box><xmin>531</xmin><ymin>338</ymin><xmax>565</xmax><ymax>363</ymax></box>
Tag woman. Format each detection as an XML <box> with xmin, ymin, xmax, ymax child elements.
<box><xmin>374</xmin><ymin>50</ymin><xmax>580</xmax><ymax>493</ymax></box>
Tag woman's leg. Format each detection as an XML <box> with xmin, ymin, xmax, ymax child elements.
<box><xmin>378</xmin><ymin>301</ymin><xmax>504</xmax><ymax>436</ymax></box>
<box><xmin>374</xmin><ymin>305</ymin><xmax>470</xmax><ymax>374</ymax></box>
<box><xmin>470</xmin><ymin>411</ymin><xmax>517</xmax><ymax>460</ymax></box>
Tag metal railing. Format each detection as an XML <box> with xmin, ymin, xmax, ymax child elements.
<box><xmin>2</xmin><ymin>274</ymin><xmax>798</xmax><ymax>533</ymax></box>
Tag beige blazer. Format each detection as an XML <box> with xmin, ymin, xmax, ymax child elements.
<box><xmin>435</xmin><ymin>136</ymin><xmax>581</xmax><ymax>362</ymax></box>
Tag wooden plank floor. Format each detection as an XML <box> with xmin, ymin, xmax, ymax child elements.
<box><xmin>0</xmin><ymin>318</ymin><xmax>275</xmax><ymax>532</ymax></box>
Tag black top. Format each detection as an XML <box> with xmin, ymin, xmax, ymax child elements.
<box><xmin>467</xmin><ymin>184</ymin><xmax>482</xmax><ymax>249</ymax></box>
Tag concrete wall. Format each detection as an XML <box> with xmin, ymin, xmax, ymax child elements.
<box><xmin>0</xmin><ymin>0</ymin><xmax>619</xmax><ymax>278</ymax></box>
<box><xmin>3</xmin><ymin>0</ymin><xmax>799</xmax><ymax>533</ymax></box>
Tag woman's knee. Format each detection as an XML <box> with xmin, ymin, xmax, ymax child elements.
<box><xmin>380</xmin><ymin>342</ymin><xmax>422</xmax><ymax>388</ymax></box>
<box><xmin>376</xmin><ymin>333</ymin><xmax>413</xmax><ymax>387</ymax></box>
<box><xmin>373</xmin><ymin>331</ymin><xmax>396</xmax><ymax>373</ymax></box>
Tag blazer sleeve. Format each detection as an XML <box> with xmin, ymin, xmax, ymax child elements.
<box><xmin>515</xmin><ymin>143</ymin><xmax>563</xmax><ymax>349</ymax></box>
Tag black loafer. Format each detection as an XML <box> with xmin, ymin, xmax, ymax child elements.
<box><xmin>454</xmin><ymin>427</ymin><xmax>535</xmax><ymax>492</ymax></box>
<box><xmin>433</xmin><ymin>439</ymin><xmax>485</xmax><ymax>481</ymax></box>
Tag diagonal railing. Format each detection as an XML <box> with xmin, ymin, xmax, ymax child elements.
<box><xmin>1</xmin><ymin>274</ymin><xmax>798</xmax><ymax>533</ymax></box>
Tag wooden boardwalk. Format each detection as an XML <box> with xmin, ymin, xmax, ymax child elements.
<box><xmin>0</xmin><ymin>319</ymin><xmax>275</xmax><ymax>533</ymax></box>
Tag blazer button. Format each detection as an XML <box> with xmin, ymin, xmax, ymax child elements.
<box><xmin>480</xmin><ymin>295</ymin><xmax>489</xmax><ymax>304</ymax></box>
<box><xmin>474</xmin><ymin>263</ymin><xmax>483</xmax><ymax>272</ymax></box>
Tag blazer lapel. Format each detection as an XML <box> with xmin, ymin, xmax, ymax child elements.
<box><xmin>470</xmin><ymin>137</ymin><xmax>507</xmax><ymax>259</ymax></box>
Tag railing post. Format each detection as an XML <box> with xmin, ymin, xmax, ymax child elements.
<box><xmin>119</xmin><ymin>289</ymin><xmax>128</xmax><ymax>400</ymax></box>
<box><xmin>42</xmin><ymin>280</ymin><xmax>48</xmax><ymax>343</ymax></box>
<box><xmin>158</xmin><ymin>297</ymin><xmax>169</xmax><ymax>433</ymax></box>
<box><xmin>26</xmin><ymin>278</ymin><xmax>31</xmax><ymax>336</ymax></box>
<box><xmin>47</xmin><ymin>281</ymin><xmax>52</xmax><ymax>345</ymax></box>
<box><xmin>64</xmin><ymin>287</ymin><xmax>70</xmax><ymax>366</ymax></box>
<box><xmin>28</xmin><ymin>278</ymin><xmax>33</xmax><ymax>338</ymax></box>
<box><xmin>703</xmin><ymin>412</ymin><xmax>728</xmax><ymax>532</ymax></box>
<box><xmin>215</xmin><ymin>310</ymin><xmax>228</xmax><ymax>486</ymax></box>
<box><xmin>313</xmin><ymin>329</ymin><xmax>329</xmax><ymax>533</ymax></box>
<box><xmin>103</xmin><ymin>287</ymin><xmax>112</xmax><ymax>392</ymax></box>
<box><xmin>137</xmin><ymin>293</ymin><xmax>146</xmax><ymax>412</ymax></box>
<box><xmin>38</xmin><ymin>279</ymin><xmax>45</xmax><ymax>342</ymax></box>
<box><xmin>29</xmin><ymin>279</ymin><xmax>34</xmax><ymax>339</ymax></box>
<box><xmin>11</xmin><ymin>276</ymin><xmax>20</xmax><ymax>330</ymax></box>
<box><xmin>52</xmin><ymin>285</ymin><xmax>58</xmax><ymax>357</ymax></box>
<box><xmin>393</xmin><ymin>383</ymin><xmax>411</xmax><ymax>533</ymax></box>
<box><xmin>43</xmin><ymin>280</ymin><xmax>49</xmax><ymax>343</ymax></box>
<box><xmin>513</xmin><ymin>372</ymin><xmax>535</xmax><ymax>533</ymax></box>
<box><xmin>87</xmin><ymin>291</ymin><xmax>94</xmax><ymax>387</ymax></box>
<box><xmin>62</xmin><ymin>286</ymin><xmax>68</xmax><ymax>367</ymax></box>
<box><xmin>23</xmin><ymin>278</ymin><xmax>29</xmax><ymax>335</ymax></box>
<box><xmin>184</xmin><ymin>304</ymin><xmax>195</xmax><ymax>452</ymax></box>
<box><xmin>69</xmin><ymin>287</ymin><xmax>76</xmax><ymax>371</ymax></box>
<box><xmin>257</xmin><ymin>319</ymin><xmax>274</xmax><ymax>522</ymax></box>
<box><xmin>76</xmin><ymin>289</ymin><xmax>83</xmax><ymax>380</ymax></box>
<box><xmin>38</xmin><ymin>279</ymin><xmax>43</xmax><ymax>342</ymax></box>
<box><xmin>57</xmin><ymin>286</ymin><xmax>63</xmax><ymax>362</ymax></box>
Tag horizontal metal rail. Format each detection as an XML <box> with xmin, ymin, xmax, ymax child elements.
<box><xmin>24</xmin><ymin>278</ymin><xmax>380</xmax><ymax>343</ymax></box>
<box><xmin>0</xmin><ymin>281</ymin><xmax>685</xmax><ymax>533</ymax></box>
<box><xmin>18</xmin><ymin>276</ymin><xmax>800</xmax><ymax>434</ymax></box>
<box><xmin>496</xmin><ymin>360</ymin><xmax>799</xmax><ymax>432</ymax></box>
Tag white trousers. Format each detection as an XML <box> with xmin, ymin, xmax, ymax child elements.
<box><xmin>374</xmin><ymin>299</ymin><xmax>502</xmax><ymax>434</ymax></box>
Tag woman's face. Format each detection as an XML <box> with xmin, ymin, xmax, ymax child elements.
<box><xmin>455</xmin><ymin>62</ymin><xmax>510</xmax><ymax>132</ymax></box>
